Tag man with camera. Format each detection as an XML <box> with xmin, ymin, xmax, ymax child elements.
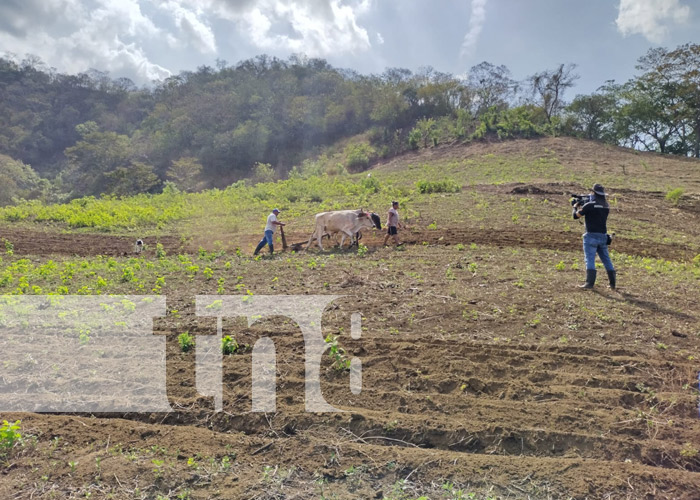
<box><xmin>572</xmin><ymin>184</ymin><xmax>616</xmax><ymax>290</ymax></box>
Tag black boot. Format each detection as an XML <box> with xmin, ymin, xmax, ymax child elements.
<box><xmin>269</xmin><ymin>244</ymin><xmax>274</xmax><ymax>255</ymax></box>
<box><xmin>607</xmin><ymin>269</ymin><xmax>616</xmax><ymax>290</ymax></box>
<box><xmin>579</xmin><ymin>269</ymin><xmax>596</xmax><ymax>289</ymax></box>
<box><xmin>253</xmin><ymin>240</ymin><xmax>266</xmax><ymax>256</ymax></box>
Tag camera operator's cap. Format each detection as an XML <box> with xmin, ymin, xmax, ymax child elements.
<box><xmin>592</xmin><ymin>184</ymin><xmax>607</xmax><ymax>196</ymax></box>
<box><xmin>391</xmin><ymin>200</ymin><xmax>399</xmax><ymax>205</ymax></box>
<box><xmin>272</xmin><ymin>208</ymin><xmax>280</xmax><ymax>213</ymax></box>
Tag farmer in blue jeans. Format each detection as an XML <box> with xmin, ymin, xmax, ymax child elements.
<box><xmin>573</xmin><ymin>184</ymin><xmax>615</xmax><ymax>289</ymax></box>
<box><xmin>254</xmin><ymin>208</ymin><xmax>285</xmax><ymax>256</ymax></box>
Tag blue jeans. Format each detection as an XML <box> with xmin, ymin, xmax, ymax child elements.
<box><xmin>583</xmin><ymin>233</ymin><xmax>614</xmax><ymax>271</ymax></box>
<box><xmin>254</xmin><ymin>230</ymin><xmax>274</xmax><ymax>254</ymax></box>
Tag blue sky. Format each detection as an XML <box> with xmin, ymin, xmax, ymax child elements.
<box><xmin>1</xmin><ymin>0</ymin><xmax>698</xmax><ymax>97</ymax></box>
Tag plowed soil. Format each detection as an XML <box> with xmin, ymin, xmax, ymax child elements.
<box><xmin>0</xmin><ymin>228</ymin><xmax>183</xmax><ymax>257</ymax></box>
<box><xmin>1</xmin><ymin>139</ymin><xmax>700</xmax><ymax>500</ymax></box>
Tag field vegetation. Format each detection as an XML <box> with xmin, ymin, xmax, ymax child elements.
<box><xmin>0</xmin><ymin>138</ymin><xmax>699</xmax><ymax>498</ymax></box>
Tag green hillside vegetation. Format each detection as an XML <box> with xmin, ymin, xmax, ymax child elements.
<box><xmin>1</xmin><ymin>138</ymin><xmax>698</xmax><ymax>261</ymax></box>
<box><xmin>1</xmin><ymin>44</ymin><xmax>699</xmax><ymax>203</ymax></box>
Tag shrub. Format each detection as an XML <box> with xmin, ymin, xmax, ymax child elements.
<box><xmin>407</xmin><ymin>128</ymin><xmax>421</xmax><ymax>150</ymax></box>
<box><xmin>344</xmin><ymin>143</ymin><xmax>375</xmax><ymax>172</ymax></box>
<box><xmin>252</xmin><ymin>162</ymin><xmax>275</xmax><ymax>184</ymax></box>
<box><xmin>361</xmin><ymin>176</ymin><xmax>381</xmax><ymax>193</ymax></box>
<box><xmin>472</xmin><ymin>105</ymin><xmax>548</xmax><ymax>140</ymax></box>
<box><xmin>416</xmin><ymin>179</ymin><xmax>461</xmax><ymax>194</ymax></box>
<box><xmin>665</xmin><ymin>187</ymin><xmax>684</xmax><ymax>205</ymax></box>
<box><xmin>409</xmin><ymin>118</ymin><xmax>438</xmax><ymax>148</ymax></box>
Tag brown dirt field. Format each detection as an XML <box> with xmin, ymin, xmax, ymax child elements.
<box><xmin>2</xmin><ymin>240</ymin><xmax>699</xmax><ymax>499</ymax></box>
<box><xmin>0</xmin><ymin>228</ymin><xmax>184</xmax><ymax>257</ymax></box>
<box><xmin>1</xmin><ymin>222</ymin><xmax>692</xmax><ymax>263</ymax></box>
<box><xmin>1</xmin><ymin>139</ymin><xmax>700</xmax><ymax>500</ymax></box>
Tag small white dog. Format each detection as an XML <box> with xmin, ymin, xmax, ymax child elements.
<box><xmin>134</xmin><ymin>239</ymin><xmax>144</xmax><ymax>254</ymax></box>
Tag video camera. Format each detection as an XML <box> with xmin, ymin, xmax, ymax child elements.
<box><xmin>570</xmin><ymin>193</ymin><xmax>591</xmax><ymax>207</ymax></box>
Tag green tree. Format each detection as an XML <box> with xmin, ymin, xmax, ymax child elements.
<box><xmin>467</xmin><ymin>61</ymin><xmax>517</xmax><ymax>115</ymax></box>
<box><xmin>166</xmin><ymin>157</ymin><xmax>204</xmax><ymax>192</ymax></box>
<box><xmin>344</xmin><ymin>142</ymin><xmax>375</xmax><ymax>171</ymax></box>
<box><xmin>64</xmin><ymin>123</ymin><xmax>132</xmax><ymax>196</ymax></box>
<box><xmin>0</xmin><ymin>154</ymin><xmax>48</xmax><ymax>205</ymax></box>
<box><xmin>103</xmin><ymin>162</ymin><xmax>160</xmax><ymax>196</ymax></box>
<box><xmin>528</xmin><ymin>64</ymin><xmax>579</xmax><ymax>123</ymax></box>
<box><xmin>565</xmin><ymin>90</ymin><xmax>618</xmax><ymax>141</ymax></box>
<box><xmin>252</xmin><ymin>162</ymin><xmax>275</xmax><ymax>183</ymax></box>
<box><xmin>615</xmin><ymin>77</ymin><xmax>683</xmax><ymax>153</ymax></box>
<box><xmin>631</xmin><ymin>44</ymin><xmax>700</xmax><ymax>156</ymax></box>
<box><xmin>412</xmin><ymin>118</ymin><xmax>438</xmax><ymax>147</ymax></box>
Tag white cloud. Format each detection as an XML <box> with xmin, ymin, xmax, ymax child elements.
<box><xmin>0</xmin><ymin>0</ymin><xmax>172</xmax><ymax>83</ymax></box>
<box><xmin>376</xmin><ymin>32</ymin><xmax>384</xmax><ymax>45</ymax></box>
<box><xmin>54</xmin><ymin>31</ymin><xmax>172</xmax><ymax>82</ymax></box>
<box><xmin>159</xmin><ymin>1</ymin><xmax>217</xmax><ymax>53</ymax></box>
<box><xmin>616</xmin><ymin>0</ymin><xmax>691</xmax><ymax>43</ymax></box>
<box><xmin>460</xmin><ymin>0</ymin><xmax>487</xmax><ymax>58</ymax></box>
<box><xmin>93</xmin><ymin>0</ymin><xmax>160</xmax><ymax>38</ymax></box>
<box><xmin>54</xmin><ymin>0</ymin><xmax>172</xmax><ymax>81</ymax></box>
<box><xmin>211</xmin><ymin>0</ymin><xmax>372</xmax><ymax>55</ymax></box>
<box><xmin>0</xmin><ymin>0</ymin><xmax>376</xmax><ymax>84</ymax></box>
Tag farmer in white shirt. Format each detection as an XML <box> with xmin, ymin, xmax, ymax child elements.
<box><xmin>383</xmin><ymin>201</ymin><xmax>403</xmax><ymax>246</ymax></box>
<box><xmin>253</xmin><ymin>208</ymin><xmax>285</xmax><ymax>255</ymax></box>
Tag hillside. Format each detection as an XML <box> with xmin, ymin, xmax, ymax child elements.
<box><xmin>3</xmin><ymin>43</ymin><xmax>700</xmax><ymax>203</ymax></box>
<box><xmin>0</xmin><ymin>137</ymin><xmax>699</xmax><ymax>499</ymax></box>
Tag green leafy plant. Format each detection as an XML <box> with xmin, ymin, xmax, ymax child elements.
<box><xmin>665</xmin><ymin>187</ymin><xmax>684</xmax><ymax>205</ymax></box>
<box><xmin>178</xmin><ymin>332</ymin><xmax>195</xmax><ymax>352</ymax></box>
<box><xmin>680</xmin><ymin>442</ymin><xmax>698</xmax><ymax>458</ymax></box>
<box><xmin>78</xmin><ymin>328</ymin><xmax>91</xmax><ymax>345</ymax></box>
<box><xmin>152</xmin><ymin>458</ymin><xmax>165</xmax><ymax>479</ymax></box>
<box><xmin>0</xmin><ymin>420</ymin><xmax>22</xmax><ymax>456</ymax></box>
<box><xmin>121</xmin><ymin>267</ymin><xmax>134</xmax><ymax>282</ymax></box>
<box><xmin>324</xmin><ymin>334</ymin><xmax>350</xmax><ymax>371</ymax></box>
<box><xmin>221</xmin><ymin>335</ymin><xmax>239</xmax><ymax>355</ymax></box>
<box><xmin>416</xmin><ymin>179</ymin><xmax>461</xmax><ymax>194</ymax></box>
<box><xmin>156</xmin><ymin>243</ymin><xmax>166</xmax><ymax>259</ymax></box>
<box><xmin>3</xmin><ymin>239</ymin><xmax>14</xmax><ymax>256</ymax></box>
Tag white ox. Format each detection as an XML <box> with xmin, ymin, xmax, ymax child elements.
<box><xmin>306</xmin><ymin>210</ymin><xmax>381</xmax><ymax>251</ymax></box>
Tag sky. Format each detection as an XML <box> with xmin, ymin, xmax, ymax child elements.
<box><xmin>1</xmin><ymin>0</ymin><xmax>698</xmax><ymax>96</ymax></box>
